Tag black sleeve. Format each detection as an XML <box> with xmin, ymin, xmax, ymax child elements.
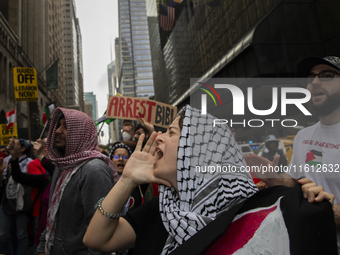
<box><xmin>11</xmin><ymin>158</ymin><xmax>49</xmax><ymax>189</ymax></box>
<box><xmin>123</xmin><ymin>196</ymin><xmax>158</xmax><ymax>234</ymax></box>
<box><xmin>41</xmin><ymin>157</ymin><xmax>55</xmax><ymax>175</ymax></box>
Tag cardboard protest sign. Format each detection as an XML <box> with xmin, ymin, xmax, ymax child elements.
<box><xmin>0</xmin><ymin>123</ymin><xmax>18</xmax><ymax>145</ymax></box>
<box><xmin>13</xmin><ymin>67</ymin><xmax>38</xmax><ymax>102</ymax></box>
<box><xmin>106</xmin><ymin>96</ymin><xmax>177</xmax><ymax>128</ymax></box>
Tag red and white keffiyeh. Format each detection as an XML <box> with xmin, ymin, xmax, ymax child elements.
<box><xmin>44</xmin><ymin>107</ymin><xmax>119</xmax><ymax>254</ymax></box>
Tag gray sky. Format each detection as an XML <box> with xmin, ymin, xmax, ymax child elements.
<box><xmin>75</xmin><ymin>0</ymin><xmax>119</xmax><ymax>144</ymax></box>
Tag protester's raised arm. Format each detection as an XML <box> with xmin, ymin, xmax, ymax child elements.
<box><xmin>138</xmin><ymin>117</ymin><xmax>155</xmax><ymax>135</ymax></box>
<box><xmin>84</xmin><ymin>132</ymin><xmax>171</xmax><ymax>252</ymax></box>
<box><xmin>40</xmin><ymin>157</ymin><xmax>55</xmax><ymax>176</ymax></box>
<box><xmin>33</xmin><ymin>139</ymin><xmax>45</xmax><ymax>161</ymax></box>
<box><xmin>11</xmin><ymin>159</ymin><xmax>47</xmax><ymax>189</ymax></box>
<box><xmin>83</xmin><ymin>175</ymin><xmax>137</xmax><ymax>252</ymax></box>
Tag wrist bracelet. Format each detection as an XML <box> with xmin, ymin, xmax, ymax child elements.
<box><xmin>95</xmin><ymin>197</ymin><xmax>125</xmax><ymax>219</ymax></box>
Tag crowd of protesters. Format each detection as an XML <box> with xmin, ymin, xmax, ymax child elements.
<box><xmin>0</xmin><ymin>56</ymin><xmax>339</xmax><ymax>255</ymax></box>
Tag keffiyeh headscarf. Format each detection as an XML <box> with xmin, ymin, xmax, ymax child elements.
<box><xmin>45</xmin><ymin>108</ymin><xmax>119</xmax><ymax>254</ymax></box>
<box><xmin>159</xmin><ymin>105</ymin><xmax>258</xmax><ymax>254</ymax></box>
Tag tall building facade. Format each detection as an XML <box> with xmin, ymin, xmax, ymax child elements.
<box><xmin>108</xmin><ymin>61</ymin><xmax>118</xmax><ymax>96</ymax></box>
<box><xmin>64</xmin><ymin>0</ymin><xmax>84</xmax><ymax>111</ymax></box>
<box><xmin>146</xmin><ymin>0</ymin><xmax>340</xmax><ymax>141</ymax></box>
<box><xmin>107</xmin><ymin>60</ymin><xmax>120</xmax><ymax>143</ymax></box>
<box><xmin>115</xmin><ymin>37</ymin><xmax>120</xmax><ymax>85</ymax></box>
<box><xmin>0</xmin><ymin>0</ymin><xmax>68</xmax><ymax>140</ymax></box>
<box><xmin>118</xmin><ymin>0</ymin><xmax>155</xmax><ymax>99</ymax></box>
<box><xmin>84</xmin><ymin>92</ymin><xmax>97</xmax><ymax>121</ymax></box>
<box><xmin>84</xmin><ymin>100</ymin><xmax>93</xmax><ymax>119</ymax></box>
<box><xmin>106</xmin><ymin>37</ymin><xmax>124</xmax><ymax>144</ymax></box>
<box><xmin>46</xmin><ymin>0</ymin><xmax>67</xmax><ymax>108</ymax></box>
<box><xmin>76</xmin><ymin>18</ymin><xmax>84</xmax><ymax>112</ymax></box>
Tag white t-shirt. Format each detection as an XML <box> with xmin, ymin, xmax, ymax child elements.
<box><xmin>288</xmin><ymin>121</ymin><xmax>340</xmax><ymax>251</ymax></box>
<box><xmin>288</xmin><ymin>121</ymin><xmax>340</xmax><ymax>203</ymax></box>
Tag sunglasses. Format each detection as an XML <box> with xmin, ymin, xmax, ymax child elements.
<box><xmin>112</xmin><ymin>154</ymin><xmax>129</xmax><ymax>160</ymax></box>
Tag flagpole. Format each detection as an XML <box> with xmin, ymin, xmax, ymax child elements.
<box><xmin>39</xmin><ymin>120</ymin><xmax>48</xmax><ymax>139</ymax></box>
<box><xmin>97</xmin><ymin>122</ymin><xmax>105</xmax><ymax>137</ymax></box>
<box><xmin>12</xmin><ymin>105</ymin><xmax>17</xmax><ymax>139</ymax></box>
<box><xmin>27</xmin><ymin>102</ymin><xmax>31</xmax><ymax>143</ymax></box>
<box><xmin>96</xmin><ymin>109</ymin><xmax>107</xmax><ymax>137</ymax></box>
<box><xmin>37</xmin><ymin>58</ymin><xmax>58</xmax><ymax>76</ymax></box>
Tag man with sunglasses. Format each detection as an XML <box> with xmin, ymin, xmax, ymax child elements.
<box><xmin>293</xmin><ymin>56</ymin><xmax>340</xmax><ymax>247</ymax></box>
<box><xmin>246</xmin><ymin>56</ymin><xmax>340</xmax><ymax>252</ymax></box>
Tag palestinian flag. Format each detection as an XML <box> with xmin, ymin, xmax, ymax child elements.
<box><xmin>171</xmin><ymin>185</ymin><xmax>338</xmax><ymax>255</ymax></box>
<box><xmin>41</xmin><ymin>104</ymin><xmax>55</xmax><ymax>127</ymax></box>
<box><xmin>95</xmin><ymin>115</ymin><xmax>115</xmax><ymax>126</ymax></box>
<box><xmin>305</xmin><ymin>149</ymin><xmax>323</xmax><ymax>166</ymax></box>
<box><xmin>5</xmin><ymin>109</ymin><xmax>16</xmax><ymax>130</ymax></box>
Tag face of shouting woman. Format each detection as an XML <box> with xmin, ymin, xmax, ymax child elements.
<box><xmin>153</xmin><ymin>116</ymin><xmax>181</xmax><ymax>191</ymax></box>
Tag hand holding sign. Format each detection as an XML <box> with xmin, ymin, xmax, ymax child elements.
<box><xmin>33</xmin><ymin>139</ymin><xmax>44</xmax><ymax>161</ymax></box>
<box><xmin>138</xmin><ymin>117</ymin><xmax>155</xmax><ymax>134</ymax></box>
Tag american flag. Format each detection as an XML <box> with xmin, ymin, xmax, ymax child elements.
<box><xmin>159</xmin><ymin>4</ymin><xmax>175</xmax><ymax>31</ymax></box>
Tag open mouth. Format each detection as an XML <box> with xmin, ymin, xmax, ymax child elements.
<box><xmin>156</xmin><ymin>149</ymin><xmax>163</xmax><ymax>160</ymax></box>
<box><xmin>154</xmin><ymin>148</ymin><xmax>163</xmax><ymax>166</ymax></box>
<box><xmin>117</xmin><ymin>163</ymin><xmax>125</xmax><ymax>168</ymax></box>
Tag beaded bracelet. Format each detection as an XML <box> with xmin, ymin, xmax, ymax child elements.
<box><xmin>95</xmin><ymin>197</ymin><xmax>125</xmax><ymax>219</ymax></box>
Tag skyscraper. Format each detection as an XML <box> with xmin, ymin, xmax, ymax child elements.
<box><xmin>63</xmin><ymin>0</ymin><xmax>84</xmax><ymax>111</ymax></box>
<box><xmin>108</xmin><ymin>61</ymin><xmax>117</xmax><ymax>96</ymax></box>
<box><xmin>107</xmin><ymin>60</ymin><xmax>120</xmax><ymax>143</ymax></box>
<box><xmin>0</xmin><ymin>0</ymin><xmax>68</xmax><ymax>140</ymax></box>
<box><xmin>84</xmin><ymin>100</ymin><xmax>93</xmax><ymax>119</ymax></box>
<box><xmin>118</xmin><ymin>0</ymin><xmax>155</xmax><ymax>99</ymax></box>
<box><xmin>146</xmin><ymin>0</ymin><xmax>340</xmax><ymax>141</ymax></box>
<box><xmin>76</xmin><ymin>18</ymin><xmax>85</xmax><ymax>112</ymax></box>
<box><xmin>84</xmin><ymin>92</ymin><xmax>98</xmax><ymax>121</ymax></box>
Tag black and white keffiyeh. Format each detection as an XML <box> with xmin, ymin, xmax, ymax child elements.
<box><xmin>159</xmin><ymin>105</ymin><xmax>258</xmax><ymax>254</ymax></box>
